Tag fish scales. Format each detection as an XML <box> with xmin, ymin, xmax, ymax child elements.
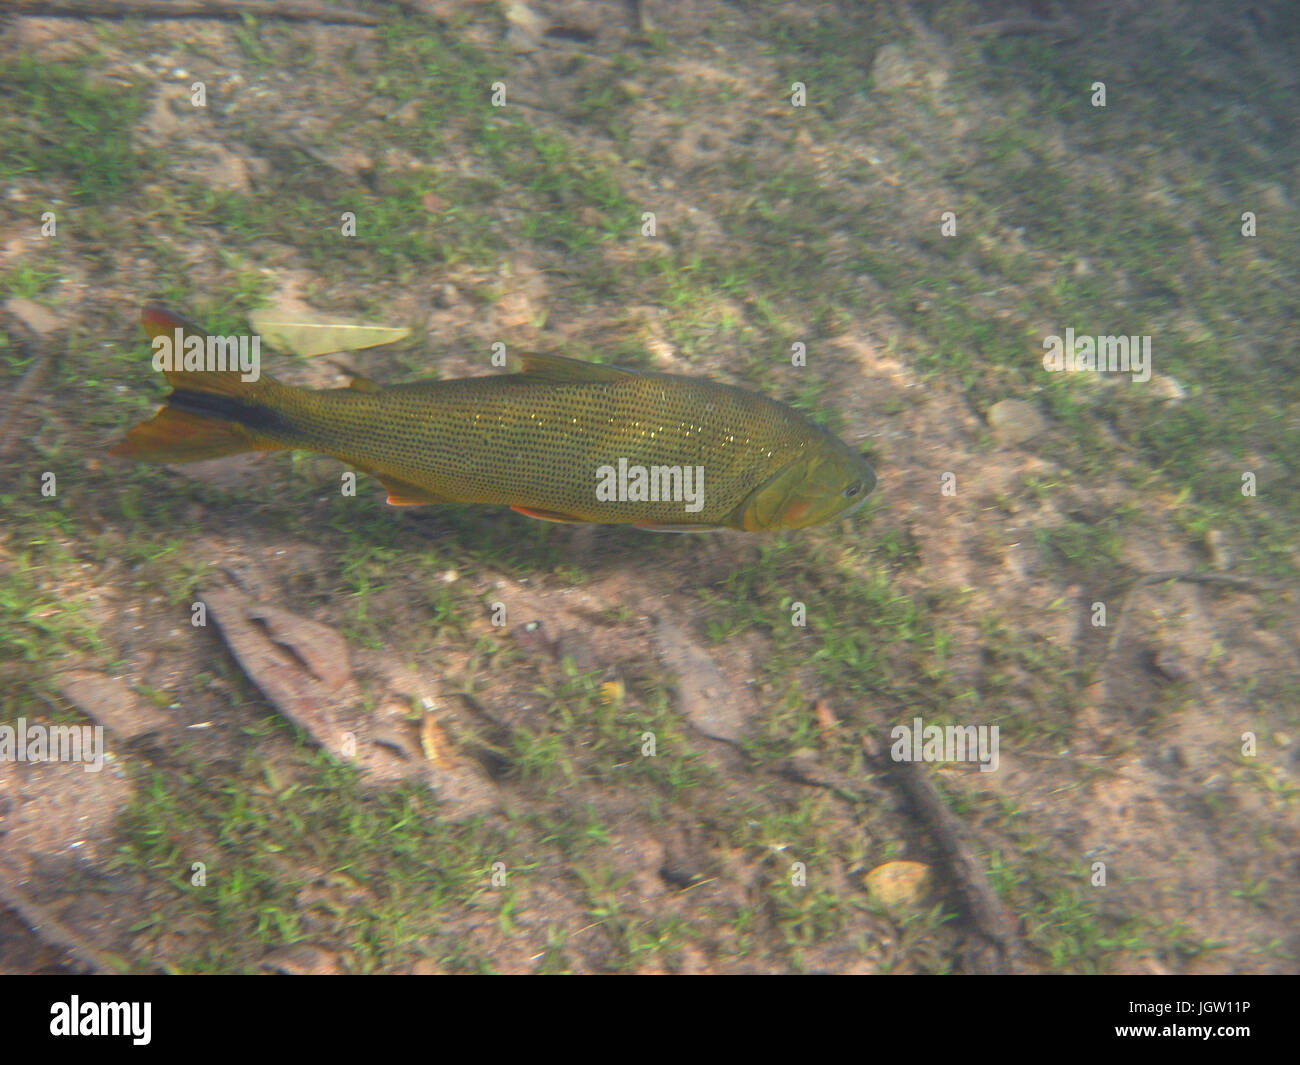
<box><xmin>279</xmin><ymin>375</ymin><xmax>815</xmax><ymax>526</ymax></box>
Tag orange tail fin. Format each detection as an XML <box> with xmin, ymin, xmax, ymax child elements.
<box><xmin>110</xmin><ymin>305</ymin><xmax>290</xmax><ymax>463</ymax></box>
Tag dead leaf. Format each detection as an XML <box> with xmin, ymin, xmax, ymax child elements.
<box><xmin>419</xmin><ymin>708</ymin><xmax>455</xmax><ymax>769</ymax></box>
<box><xmin>239</xmin><ymin>602</ymin><xmax>352</xmax><ymax>690</ymax></box>
<box><xmin>260</xmin><ymin>944</ymin><xmax>345</xmax><ymax>975</ymax></box>
<box><xmin>653</xmin><ymin>617</ymin><xmax>749</xmax><ymax>743</ymax></box>
<box><xmin>57</xmin><ymin>670</ymin><xmax>168</xmax><ymax>739</ymax></box>
<box><xmin>863</xmin><ymin>860</ymin><xmax>932</xmax><ymax>910</ymax></box>
<box><xmin>813</xmin><ymin>699</ymin><xmax>838</xmax><ymax>731</ymax></box>
<box><xmin>201</xmin><ymin>586</ymin><xmax>366</xmax><ymax>764</ymax></box>
<box><xmin>201</xmin><ymin>588</ymin><xmax>497</xmax><ymax>818</ymax></box>
<box><xmin>4</xmin><ymin>297</ymin><xmax>61</xmax><ymax>337</ymax></box>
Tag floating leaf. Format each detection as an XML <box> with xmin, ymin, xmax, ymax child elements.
<box><xmin>247</xmin><ymin>308</ymin><xmax>410</xmax><ymax>357</ymax></box>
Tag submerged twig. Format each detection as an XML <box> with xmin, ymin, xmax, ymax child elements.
<box><xmin>0</xmin><ymin>320</ymin><xmax>53</xmax><ymax>459</ymax></box>
<box><xmin>863</xmin><ymin>734</ymin><xmax>1024</xmax><ymax>973</ymax></box>
<box><xmin>0</xmin><ymin>869</ymin><xmax>116</xmax><ymax>973</ymax></box>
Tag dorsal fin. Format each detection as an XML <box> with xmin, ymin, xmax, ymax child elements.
<box><xmin>518</xmin><ymin>351</ymin><xmax>635</xmax><ymax>383</ymax></box>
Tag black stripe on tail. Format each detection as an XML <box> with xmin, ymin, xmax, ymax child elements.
<box><xmin>168</xmin><ymin>388</ymin><xmax>294</xmax><ymax>438</ymax></box>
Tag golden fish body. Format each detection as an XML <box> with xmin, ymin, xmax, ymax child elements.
<box><xmin>112</xmin><ymin>306</ymin><xmax>876</xmax><ymax>531</ymax></box>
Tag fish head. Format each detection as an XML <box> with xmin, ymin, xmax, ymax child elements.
<box><xmin>737</xmin><ymin>439</ymin><xmax>876</xmax><ymax>530</ymax></box>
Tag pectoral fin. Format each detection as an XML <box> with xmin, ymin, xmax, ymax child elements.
<box><xmin>511</xmin><ymin>505</ymin><xmax>589</xmax><ymax>524</ymax></box>
<box><xmin>374</xmin><ymin>473</ymin><xmax>451</xmax><ymax>506</ymax></box>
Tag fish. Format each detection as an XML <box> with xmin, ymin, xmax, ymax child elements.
<box><xmin>110</xmin><ymin>305</ymin><xmax>876</xmax><ymax>531</ymax></box>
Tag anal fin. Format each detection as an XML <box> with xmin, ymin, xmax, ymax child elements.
<box><xmin>634</xmin><ymin>521</ymin><xmax>718</xmax><ymax>533</ymax></box>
